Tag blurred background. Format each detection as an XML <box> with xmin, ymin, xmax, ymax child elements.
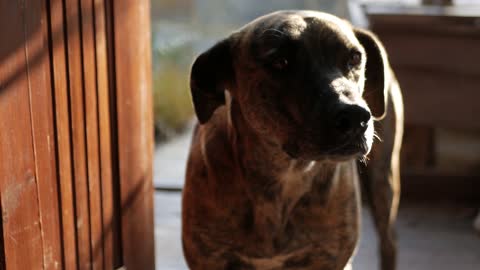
<box><xmin>151</xmin><ymin>0</ymin><xmax>480</xmax><ymax>269</ymax></box>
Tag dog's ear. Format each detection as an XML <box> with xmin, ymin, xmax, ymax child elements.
<box><xmin>190</xmin><ymin>38</ymin><xmax>234</xmax><ymax>124</ymax></box>
<box><xmin>354</xmin><ymin>28</ymin><xmax>390</xmax><ymax>120</ymax></box>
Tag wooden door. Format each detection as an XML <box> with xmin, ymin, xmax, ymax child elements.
<box><xmin>0</xmin><ymin>0</ymin><xmax>155</xmax><ymax>269</ymax></box>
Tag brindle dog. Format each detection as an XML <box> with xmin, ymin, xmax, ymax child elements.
<box><xmin>182</xmin><ymin>10</ymin><xmax>403</xmax><ymax>270</ymax></box>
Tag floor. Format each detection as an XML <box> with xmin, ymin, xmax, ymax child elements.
<box><xmin>154</xmin><ymin>132</ymin><xmax>480</xmax><ymax>270</ymax></box>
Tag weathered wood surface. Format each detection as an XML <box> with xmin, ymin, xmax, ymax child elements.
<box><xmin>113</xmin><ymin>0</ymin><xmax>156</xmax><ymax>269</ymax></box>
<box><xmin>0</xmin><ymin>0</ymin><xmax>155</xmax><ymax>268</ymax></box>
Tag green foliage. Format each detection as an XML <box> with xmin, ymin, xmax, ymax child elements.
<box><xmin>152</xmin><ymin>64</ymin><xmax>194</xmax><ymax>133</ymax></box>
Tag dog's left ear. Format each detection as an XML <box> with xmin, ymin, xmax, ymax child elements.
<box><xmin>190</xmin><ymin>38</ymin><xmax>235</xmax><ymax>124</ymax></box>
<box><xmin>354</xmin><ymin>28</ymin><xmax>390</xmax><ymax>120</ymax></box>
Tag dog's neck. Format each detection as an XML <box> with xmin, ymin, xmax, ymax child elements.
<box><xmin>226</xmin><ymin>96</ymin><xmax>340</xmax><ymax>200</ymax></box>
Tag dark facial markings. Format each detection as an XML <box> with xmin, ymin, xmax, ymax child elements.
<box><xmin>252</xmin><ymin>32</ymin><xmax>299</xmax><ymax>76</ymax></box>
<box><xmin>242</xmin><ymin>202</ymin><xmax>255</xmax><ymax>233</ymax></box>
<box><xmin>251</xmin><ymin>21</ymin><xmax>365</xmax><ymax>88</ymax></box>
<box><xmin>283</xmin><ymin>253</ymin><xmax>312</xmax><ymax>268</ymax></box>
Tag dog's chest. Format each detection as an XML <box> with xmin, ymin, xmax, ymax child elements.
<box><xmin>238</xmin><ymin>161</ymin><xmax>360</xmax><ymax>268</ymax></box>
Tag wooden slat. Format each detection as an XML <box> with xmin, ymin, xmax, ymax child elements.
<box><xmin>368</xmin><ymin>12</ymin><xmax>480</xmax><ymax>78</ymax></box>
<box><xmin>0</xmin><ymin>200</ymin><xmax>5</xmax><ymax>269</ymax></box>
<box><xmin>49</xmin><ymin>0</ymin><xmax>78</xmax><ymax>268</ymax></box>
<box><xmin>93</xmin><ymin>0</ymin><xmax>116</xmax><ymax>268</ymax></box>
<box><xmin>0</xmin><ymin>1</ymin><xmax>44</xmax><ymax>269</ymax></box>
<box><xmin>27</xmin><ymin>0</ymin><xmax>64</xmax><ymax>268</ymax></box>
<box><xmin>105</xmin><ymin>0</ymin><xmax>124</xmax><ymax>266</ymax></box>
<box><xmin>79</xmin><ymin>0</ymin><xmax>104</xmax><ymax>269</ymax></box>
<box><xmin>368</xmin><ymin>13</ymin><xmax>480</xmax><ymax>127</ymax></box>
<box><xmin>366</xmin><ymin>8</ymin><xmax>480</xmax><ymax>30</ymax></box>
<box><xmin>395</xmin><ymin>68</ymin><xmax>480</xmax><ymax>129</ymax></box>
<box><xmin>368</xmin><ymin>12</ymin><xmax>480</xmax><ymax>129</ymax></box>
<box><xmin>380</xmin><ymin>34</ymin><xmax>480</xmax><ymax>77</ymax></box>
<box><xmin>113</xmin><ymin>0</ymin><xmax>155</xmax><ymax>269</ymax></box>
<box><xmin>65</xmin><ymin>0</ymin><xmax>92</xmax><ymax>268</ymax></box>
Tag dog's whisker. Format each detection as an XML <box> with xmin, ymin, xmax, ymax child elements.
<box><xmin>358</xmin><ymin>154</ymin><xmax>370</xmax><ymax>165</ymax></box>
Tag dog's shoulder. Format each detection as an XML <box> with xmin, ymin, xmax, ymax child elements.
<box><xmin>188</xmin><ymin>106</ymin><xmax>237</xmax><ymax>179</ymax></box>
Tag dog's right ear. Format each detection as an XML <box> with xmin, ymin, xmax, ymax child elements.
<box><xmin>190</xmin><ymin>38</ymin><xmax>234</xmax><ymax>124</ymax></box>
<box><xmin>354</xmin><ymin>28</ymin><xmax>390</xmax><ymax>120</ymax></box>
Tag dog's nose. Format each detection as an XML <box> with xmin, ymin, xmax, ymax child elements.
<box><xmin>334</xmin><ymin>106</ymin><xmax>371</xmax><ymax>135</ymax></box>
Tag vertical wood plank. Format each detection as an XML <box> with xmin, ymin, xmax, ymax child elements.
<box><xmin>0</xmin><ymin>200</ymin><xmax>5</xmax><ymax>270</ymax></box>
<box><xmin>112</xmin><ymin>0</ymin><xmax>155</xmax><ymax>269</ymax></box>
<box><xmin>105</xmin><ymin>0</ymin><xmax>124</xmax><ymax>266</ymax></box>
<box><xmin>0</xmin><ymin>1</ymin><xmax>44</xmax><ymax>269</ymax></box>
<box><xmin>65</xmin><ymin>0</ymin><xmax>92</xmax><ymax>268</ymax></box>
<box><xmin>93</xmin><ymin>0</ymin><xmax>115</xmax><ymax>268</ymax></box>
<box><xmin>49</xmin><ymin>0</ymin><xmax>78</xmax><ymax>268</ymax></box>
<box><xmin>79</xmin><ymin>0</ymin><xmax>104</xmax><ymax>269</ymax></box>
<box><xmin>27</xmin><ymin>0</ymin><xmax>64</xmax><ymax>268</ymax></box>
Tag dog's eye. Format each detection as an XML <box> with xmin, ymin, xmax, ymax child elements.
<box><xmin>348</xmin><ymin>51</ymin><xmax>362</xmax><ymax>69</ymax></box>
<box><xmin>271</xmin><ymin>57</ymin><xmax>289</xmax><ymax>70</ymax></box>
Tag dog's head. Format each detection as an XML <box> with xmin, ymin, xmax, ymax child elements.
<box><xmin>190</xmin><ymin>10</ymin><xmax>390</xmax><ymax>161</ymax></box>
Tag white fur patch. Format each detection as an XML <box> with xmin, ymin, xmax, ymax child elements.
<box><xmin>225</xmin><ymin>90</ymin><xmax>233</xmax><ymax>128</ymax></box>
<box><xmin>284</xmin><ymin>14</ymin><xmax>308</xmax><ymax>38</ymax></box>
<box><xmin>280</xmin><ymin>161</ymin><xmax>319</xmax><ymax>203</ymax></box>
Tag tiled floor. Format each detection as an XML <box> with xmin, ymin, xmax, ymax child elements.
<box><xmin>153</xmin><ymin>130</ymin><xmax>191</xmax><ymax>190</ymax></box>
<box><xmin>154</xmin><ymin>133</ymin><xmax>480</xmax><ymax>270</ymax></box>
<box><xmin>155</xmin><ymin>192</ymin><xmax>188</xmax><ymax>269</ymax></box>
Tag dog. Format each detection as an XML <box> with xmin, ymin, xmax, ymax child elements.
<box><xmin>182</xmin><ymin>10</ymin><xmax>403</xmax><ymax>270</ymax></box>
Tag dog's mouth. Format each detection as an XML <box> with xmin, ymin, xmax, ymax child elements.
<box><xmin>318</xmin><ymin>134</ymin><xmax>371</xmax><ymax>159</ymax></box>
<box><xmin>283</xmin><ymin>131</ymin><xmax>373</xmax><ymax>161</ymax></box>
<box><xmin>324</xmin><ymin>138</ymin><xmax>370</xmax><ymax>160</ymax></box>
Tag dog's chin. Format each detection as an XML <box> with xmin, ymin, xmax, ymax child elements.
<box><xmin>284</xmin><ymin>137</ymin><xmax>372</xmax><ymax>162</ymax></box>
<box><xmin>318</xmin><ymin>144</ymin><xmax>371</xmax><ymax>162</ymax></box>
<box><xmin>318</xmin><ymin>131</ymin><xmax>374</xmax><ymax>162</ymax></box>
